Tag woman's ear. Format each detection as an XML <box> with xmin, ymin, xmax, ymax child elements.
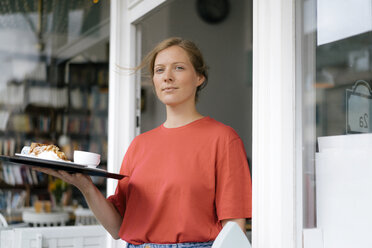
<box><xmin>196</xmin><ymin>75</ymin><xmax>205</xmax><ymax>87</ymax></box>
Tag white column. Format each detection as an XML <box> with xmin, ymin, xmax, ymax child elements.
<box><xmin>107</xmin><ymin>0</ymin><xmax>137</xmax><ymax>247</ymax></box>
<box><xmin>252</xmin><ymin>0</ymin><xmax>300</xmax><ymax>247</ymax></box>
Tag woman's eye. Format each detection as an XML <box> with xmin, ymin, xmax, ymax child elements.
<box><xmin>175</xmin><ymin>66</ymin><xmax>184</xmax><ymax>70</ymax></box>
<box><xmin>155</xmin><ymin>68</ymin><xmax>164</xmax><ymax>73</ymax></box>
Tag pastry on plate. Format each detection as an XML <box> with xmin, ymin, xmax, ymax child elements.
<box><xmin>29</xmin><ymin>142</ymin><xmax>68</xmax><ymax>161</ymax></box>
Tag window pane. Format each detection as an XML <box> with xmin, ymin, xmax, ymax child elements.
<box><xmin>0</xmin><ymin>0</ymin><xmax>109</xmax><ymax>223</ymax></box>
<box><xmin>301</xmin><ymin>0</ymin><xmax>372</xmax><ymax>246</ymax></box>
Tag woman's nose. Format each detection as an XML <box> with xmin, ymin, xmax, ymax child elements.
<box><xmin>163</xmin><ymin>68</ymin><xmax>173</xmax><ymax>82</ymax></box>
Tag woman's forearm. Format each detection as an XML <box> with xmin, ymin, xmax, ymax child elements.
<box><xmin>81</xmin><ymin>184</ymin><xmax>123</xmax><ymax>239</ymax></box>
<box><xmin>33</xmin><ymin>168</ymin><xmax>123</xmax><ymax>239</ymax></box>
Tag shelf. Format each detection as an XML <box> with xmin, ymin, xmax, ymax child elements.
<box><xmin>0</xmin><ymin>104</ymin><xmax>25</xmax><ymax>113</ymax></box>
<box><xmin>0</xmin><ymin>62</ymin><xmax>109</xmax><ymax>211</ymax></box>
<box><xmin>26</xmin><ymin>105</ymin><xmax>63</xmax><ymax>112</ymax></box>
<box><xmin>66</xmin><ymin>108</ymin><xmax>107</xmax><ymax>116</ymax></box>
<box><xmin>68</xmin><ymin>133</ymin><xmax>107</xmax><ymax>140</ymax></box>
<box><xmin>69</xmin><ymin>84</ymin><xmax>108</xmax><ymax>90</ymax></box>
<box><xmin>0</xmin><ymin>130</ymin><xmax>60</xmax><ymax>138</ymax></box>
<box><xmin>66</xmin><ymin>108</ymin><xmax>91</xmax><ymax>115</ymax></box>
<box><xmin>25</xmin><ymin>79</ymin><xmax>66</xmax><ymax>88</ymax></box>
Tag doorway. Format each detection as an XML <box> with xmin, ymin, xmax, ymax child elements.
<box><xmin>109</xmin><ymin>0</ymin><xmax>253</xmax><ymax>246</ymax></box>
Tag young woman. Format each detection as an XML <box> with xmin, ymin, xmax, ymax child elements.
<box><xmin>35</xmin><ymin>37</ymin><xmax>252</xmax><ymax>248</ymax></box>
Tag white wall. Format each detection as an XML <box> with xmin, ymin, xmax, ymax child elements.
<box><xmin>139</xmin><ymin>0</ymin><xmax>252</xmax><ymax>159</ymax></box>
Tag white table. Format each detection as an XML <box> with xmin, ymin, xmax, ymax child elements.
<box><xmin>22</xmin><ymin>210</ymin><xmax>69</xmax><ymax>227</ymax></box>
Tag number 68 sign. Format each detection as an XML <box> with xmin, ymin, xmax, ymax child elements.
<box><xmin>346</xmin><ymin>80</ymin><xmax>372</xmax><ymax>133</ymax></box>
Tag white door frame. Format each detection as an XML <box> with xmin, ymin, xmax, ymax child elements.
<box><xmin>107</xmin><ymin>0</ymin><xmax>168</xmax><ymax>247</ymax></box>
<box><xmin>252</xmin><ymin>0</ymin><xmax>301</xmax><ymax>247</ymax></box>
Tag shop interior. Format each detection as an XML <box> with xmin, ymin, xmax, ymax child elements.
<box><xmin>0</xmin><ymin>0</ymin><xmax>110</xmax><ymax>227</ymax></box>
<box><xmin>0</xmin><ymin>0</ymin><xmax>253</xmax><ymax>238</ymax></box>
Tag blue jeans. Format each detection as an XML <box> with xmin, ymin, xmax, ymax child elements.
<box><xmin>127</xmin><ymin>241</ymin><xmax>214</xmax><ymax>248</ymax></box>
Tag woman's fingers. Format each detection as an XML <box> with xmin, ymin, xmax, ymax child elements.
<box><xmin>32</xmin><ymin>167</ymin><xmax>94</xmax><ymax>191</ymax></box>
<box><xmin>33</xmin><ymin>166</ymin><xmax>62</xmax><ymax>178</ymax></box>
<box><xmin>57</xmin><ymin>170</ymin><xmax>80</xmax><ymax>184</ymax></box>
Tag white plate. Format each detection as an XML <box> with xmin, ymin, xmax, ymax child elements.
<box><xmin>15</xmin><ymin>153</ymin><xmax>85</xmax><ymax>167</ymax></box>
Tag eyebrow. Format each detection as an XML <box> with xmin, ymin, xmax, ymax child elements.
<box><xmin>154</xmin><ymin>62</ymin><xmax>188</xmax><ymax>67</ymax></box>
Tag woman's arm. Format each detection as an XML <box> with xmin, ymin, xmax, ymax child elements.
<box><xmin>221</xmin><ymin>218</ymin><xmax>246</xmax><ymax>233</ymax></box>
<box><xmin>34</xmin><ymin>167</ymin><xmax>123</xmax><ymax>239</ymax></box>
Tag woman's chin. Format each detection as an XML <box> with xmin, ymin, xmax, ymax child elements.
<box><xmin>159</xmin><ymin>94</ymin><xmax>196</xmax><ymax>107</ymax></box>
<box><xmin>162</xmin><ymin>100</ymin><xmax>180</xmax><ymax>107</ymax></box>
<box><xmin>159</xmin><ymin>96</ymin><xmax>181</xmax><ymax>106</ymax></box>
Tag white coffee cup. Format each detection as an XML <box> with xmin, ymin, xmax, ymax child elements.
<box><xmin>73</xmin><ymin>150</ymin><xmax>101</xmax><ymax>168</ymax></box>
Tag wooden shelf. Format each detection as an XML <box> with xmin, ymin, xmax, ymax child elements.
<box><xmin>0</xmin><ymin>182</ymin><xmax>48</xmax><ymax>190</ymax></box>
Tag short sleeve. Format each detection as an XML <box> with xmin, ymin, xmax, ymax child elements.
<box><xmin>215</xmin><ymin>137</ymin><xmax>252</xmax><ymax>221</ymax></box>
<box><xmin>106</xmin><ymin>143</ymin><xmax>134</xmax><ymax>217</ymax></box>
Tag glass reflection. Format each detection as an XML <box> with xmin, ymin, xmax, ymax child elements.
<box><xmin>0</xmin><ymin>0</ymin><xmax>110</xmax><ymax>217</ymax></box>
<box><xmin>301</xmin><ymin>1</ymin><xmax>372</xmax><ymax>245</ymax></box>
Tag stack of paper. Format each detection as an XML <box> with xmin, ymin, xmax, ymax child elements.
<box><xmin>28</xmin><ymin>86</ymin><xmax>67</xmax><ymax>107</ymax></box>
<box><xmin>0</xmin><ymin>84</ymin><xmax>24</xmax><ymax>106</ymax></box>
<box><xmin>316</xmin><ymin>133</ymin><xmax>372</xmax><ymax>248</ymax></box>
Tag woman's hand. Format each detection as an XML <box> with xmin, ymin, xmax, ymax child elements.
<box><xmin>32</xmin><ymin>167</ymin><xmax>94</xmax><ymax>194</ymax></box>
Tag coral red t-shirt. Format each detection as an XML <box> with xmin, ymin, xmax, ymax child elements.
<box><xmin>107</xmin><ymin>117</ymin><xmax>252</xmax><ymax>245</ymax></box>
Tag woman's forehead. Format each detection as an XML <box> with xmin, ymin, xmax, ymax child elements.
<box><xmin>155</xmin><ymin>46</ymin><xmax>191</xmax><ymax>65</ymax></box>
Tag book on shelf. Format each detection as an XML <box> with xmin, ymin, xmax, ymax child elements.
<box><xmin>1</xmin><ymin>163</ymin><xmax>42</xmax><ymax>186</ymax></box>
<box><xmin>91</xmin><ymin>88</ymin><xmax>108</xmax><ymax>111</ymax></box>
<box><xmin>25</xmin><ymin>62</ymin><xmax>47</xmax><ymax>81</ymax></box>
<box><xmin>0</xmin><ymin>111</ymin><xmax>10</xmax><ymax>131</ymax></box>
<box><xmin>0</xmin><ymin>84</ymin><xmax>25</xmax><ymax>106</ymax></box>
<box><xmin>92</xmin><ymin>117</ymin><xmax>108</xmax><ymax>135</ymax></box>
<box><xmin>12</xmin><ymin>166</ymin><xmax>23</xmax><ymax>185</ymax></box>
<box><xmin>28</xmin><ymin>86</ymin><xmax>68</xmax><ymax>108</ymax></box>
<box><xmin>1</xmin><ymin>138</ymin><xmax>15</xmax><ymax>156</ymax></box>
<box><xmin>10</xmin><ymin>114</ymin><xmax>32</xmax><ymax>132</ymax></box>
<box><xmin>97</xmin><ymin>67</ymin><xmax>108</xmax><ymax>86</ymax></box>
<box><xmin>70</xmin><ymin>88</ymin><xmax>84</xmax><ymax>109</ymax></box>
<box><xmin>38</xmin><ymin>116</ymin><xmax>52</xmax><ymax>133</ymax></box>
<box><xmin>63</xmin><ymin>116</ymin><xmax>107</xmax><ymax>135</ymax></box>
<box><xmin>0</xmin><ymin>190</ymin><xmax>30</xmax><ymax>211</ymax></box>
<box><xmin>11</xmin><ymin>190</ymin><xmax>27</xmax><ymax>209</ymax></box>
<box><xmin>56</xmin><ymin>114</ymin><xmax>62</xmax><ymax>133</ymax></box>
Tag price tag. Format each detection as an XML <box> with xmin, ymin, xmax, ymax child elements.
<box><xmin>346</xmin><ymin>80</ymin><xmax>372</xmax><ymax>133</ymax></box>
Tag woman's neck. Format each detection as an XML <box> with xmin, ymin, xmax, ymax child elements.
<box><xmin>164</xmin><ymin>104</ymin><xmax>204</xmax><ymax>128</ymax></box>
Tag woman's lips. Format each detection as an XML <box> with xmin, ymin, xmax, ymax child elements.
<box><xmin>162</xmin><ymin>87</ymin><xmax>178</xmax><ymax>93</ymax></box>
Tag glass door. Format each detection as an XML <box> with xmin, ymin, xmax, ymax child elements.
<box><xmin>299</xmin><ymin>0</ymin><xmax>372</xmax><ymax>247</ymax></box>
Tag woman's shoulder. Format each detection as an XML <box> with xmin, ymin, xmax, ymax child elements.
<box><xmin>134</xmin><ymin>126</ymin><xmax>162</xmax><ymax>141</ymax></box>
<box><xmin>202</xmin><ymin>117</ymin><xmax>241</xmax><ymax>140</ymax></box>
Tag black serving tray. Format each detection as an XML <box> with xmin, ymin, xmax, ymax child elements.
<box><xmin>0</xmin><ymin>155</ymin><xmax>126</xmax><ymax>180</ymax></box>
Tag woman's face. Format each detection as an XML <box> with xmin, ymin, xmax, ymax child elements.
<box><xmin>153</xmin><ymin>45</ymin><xmax>204</xmax><ymax>107</ymax></box>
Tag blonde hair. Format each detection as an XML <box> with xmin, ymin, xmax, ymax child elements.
<box><xmin>137</xmin><ymin>37</ymin><xmax>209</xmax><ymax>101</ymax></box>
